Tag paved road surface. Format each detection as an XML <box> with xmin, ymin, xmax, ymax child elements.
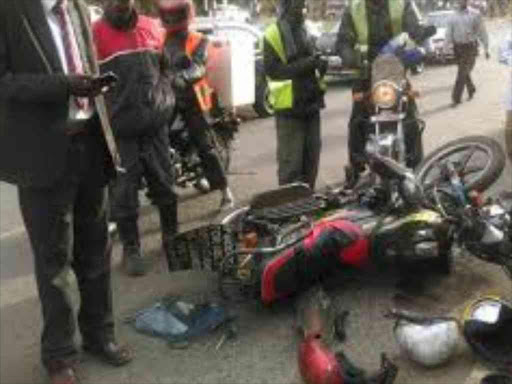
<box><xmin>0</xmin><ymin>18</ymin><xmax>510</xmax><ymax>384</ymax></box>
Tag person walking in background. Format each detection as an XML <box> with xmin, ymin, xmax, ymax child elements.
<box><xmin>156</xmin><ymin>0</ymin><xmax>236</xmax><ymax>210</ymax></box>
<box><xmin>446</xmin><ymin>0</ymin><xmax>490</xmax><ymax>107</ymax></box>
<box><xmin>0</xmin><ymin>1</ymin><xmax>133</xmax><ymax>383</ymax></box>
<box><xmin>93</xmin><ymin>0</ymin><xmax>178</xmax><ymax>276</ymax></box>
<box><xmin>263</xmin><ymin>0</ymin><xmax>327</xmax><ymax>190</ymax></box>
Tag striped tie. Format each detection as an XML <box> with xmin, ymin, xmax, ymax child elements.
<box><xmin>53</xmin><ymin>0</ymin><xmax>88</xmax><ymax>110</ymax></box>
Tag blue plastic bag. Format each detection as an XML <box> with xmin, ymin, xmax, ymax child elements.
<box><xmin>133</xmin><ymin>297</ymin><xmax>229</xmax><ymax>343</ymax></box>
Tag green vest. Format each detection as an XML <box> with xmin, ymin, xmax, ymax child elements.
<box><xmin>350</xmin><ymin>0</ymin><xmax>404</xmax><ymax>55</ymax></box>
<box><xmin>264</xmin><ymin>23</ymin><xmax>326</xmax><ymax>112</ymax></box>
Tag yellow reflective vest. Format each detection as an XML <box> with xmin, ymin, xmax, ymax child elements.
<box><xmin>350</xmin><ymin>0</ymin><xmax>404</xmax><ymax>55</ymax></box>
<box><xmin>264</xmin><ymin>23</ymin><xmax>326</xmax><ymax>112</ymax></box>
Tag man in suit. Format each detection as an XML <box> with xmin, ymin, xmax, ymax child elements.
<box><xmin>0</xmin><ymin>1</ymin><xmax>133</xmax><ymax>383</ymax></box>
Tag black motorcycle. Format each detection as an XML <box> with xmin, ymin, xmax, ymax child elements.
<box><xmin>168</xmin><ymin>109</ymin><xmax>239</xmax><ymax>193</ymax></box>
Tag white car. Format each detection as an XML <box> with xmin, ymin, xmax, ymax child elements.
<box><xmin>88</xmin><ymin>5</ymin><xmax>103</xmax><ymax>23</ymax></box>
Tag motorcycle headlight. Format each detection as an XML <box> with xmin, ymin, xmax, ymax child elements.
<box><xmin>371</xmin><ymin>80</ymin><xmax>398</xmax><ymax>109</ymax></box>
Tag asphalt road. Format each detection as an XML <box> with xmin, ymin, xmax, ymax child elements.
<box><xmin>0</xmin><ymin>19</ymin><xmax>511</xmax><ymax>384</ymax></box>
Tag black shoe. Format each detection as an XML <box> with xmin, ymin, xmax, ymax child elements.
<box><xmin>451</xmin><ymin>101</ymin><xmax>461</xmax><ymax>108</ymax></box>
<box><xmin>468</xmin><ymin>89</ymin><xmax>476</xmax><ymax>100</ymax></box>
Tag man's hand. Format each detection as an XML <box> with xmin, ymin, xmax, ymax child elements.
<box><xmin>68</xmin><ymin>75</ymin><xmax>104</xmax><ymax>98</ymax></box>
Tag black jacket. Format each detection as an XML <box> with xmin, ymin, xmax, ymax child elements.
<box><xmin>264</xmin><ymin>20</ymin><xmax>325</xmax><ymax>118</ymax></box>
<box><xmin>0</xmin><ymin>0</ymin><xmax>116</xmax><ymax>187</ymax></box>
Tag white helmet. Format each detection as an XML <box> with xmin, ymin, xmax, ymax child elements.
<box><xmin>386</xmin><ymin>309</ymin><xmax>460</xmax><ymax>367</ymax></box>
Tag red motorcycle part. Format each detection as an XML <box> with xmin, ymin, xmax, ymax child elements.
<box><xmin>298</xmin><ymin>336</ymin><xmax>344</xmax><ymax>384</ymax></box>
<box><xmin>261</xmin><ymin>220</ymin><xmax>370</xmax><ymax>305</ymax></box>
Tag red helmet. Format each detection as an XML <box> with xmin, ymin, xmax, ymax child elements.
<box><xmin>156</xmin><ymin>0</ymin><xmax>195</xmax><ymax>33</ymax></box>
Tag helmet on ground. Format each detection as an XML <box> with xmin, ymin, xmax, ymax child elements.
<box><xmin>155</xmin><ymin>0</ymin><xmax>194</xmax><ymax>33</ymax></box>
<box><xmin>462</xmin><ymin>296</ymin><xmax>512</xmax><ymax>368</ymax></box>
<box><xmin>387</xmin><ymin>309</ymin><xmax>460</xmax><ymax>367</ymax></box>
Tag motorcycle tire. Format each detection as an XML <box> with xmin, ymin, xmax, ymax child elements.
<box><xmin>415</xmin><ymin>135</ymin><xmax>505</xmax><ymax>193</ymax></box>
<box><xmin>253</xmin><ymin>79</ymin><xmax>274</xmax><ymax>118</ymax></box>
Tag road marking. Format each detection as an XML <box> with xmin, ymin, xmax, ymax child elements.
<box><xmin>0</xmin><ymin>227</ymin><xmax>26</xmax><ymax>241</ymax></box>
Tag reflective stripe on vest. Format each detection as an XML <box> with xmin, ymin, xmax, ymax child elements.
<box><xmin>264</xmin><ymin>23</ymin><xmax>326</xmax><ymax>112</ymax></box>
<box><xmin>350</xmin><ymin>0</ymin><xmax>404</xmax><ymax>54</ymax></box>
<box><xmin>186</xmin><ymin>32</ymin><xmax>213</xmax><ymax>112</ymax></box>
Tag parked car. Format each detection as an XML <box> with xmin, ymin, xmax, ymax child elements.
<box><xmin>192</xmin><ymin>19</ymin><xmax>273</xmax><ymax>117</ymax></box>
<box><xmin>315</xmin><ymin>21</ymin><xmax>359</xmax><ymax>80</ymax></box>
<box><xmin>423</xmin><ymin>10</ymin><xmax>455</xmax><ymax>63</ymax></box>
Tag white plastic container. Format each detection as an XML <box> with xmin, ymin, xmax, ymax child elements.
<box><xmin>206</xmin><ymin>36</ymin><xmax>255</xmax><ymax>108</ymax></box>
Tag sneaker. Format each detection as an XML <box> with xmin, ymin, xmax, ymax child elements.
<box><xmin>122</xmin><ymin>246</ymin><xmax>147</xmax><ymax>277</ymax></box>
<box><xmin>108</xmin><ymin>222</ymin><xmax>118</xmax><ymax>237</ymax></box>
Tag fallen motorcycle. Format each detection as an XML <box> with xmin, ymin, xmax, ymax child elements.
<box><xmin>169</xmin><ymin>135</ymin><xmax>510</xmax><ymax>305</ymax></box>
<box><xmin>168</xmin><ymin>108</ymin><xmax>238</xmax><ymax>193</ymax></box>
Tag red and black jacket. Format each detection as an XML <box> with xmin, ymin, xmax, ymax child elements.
<box><xmin>93</xmin><ymin>13</ymin><xmax>170</xmax><ymax>139</ymax></box>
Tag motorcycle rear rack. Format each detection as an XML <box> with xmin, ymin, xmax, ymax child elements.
<box><xmin>249</xmin><ymin>196</ymin><xmax>326</xmax><ymax>222</ymax></box>
<box><xmin>169</xmin><ymin>224</ymin><xmax>237</xmax><ymax>272</ymax></box>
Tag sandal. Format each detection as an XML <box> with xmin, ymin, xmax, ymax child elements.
<box><xmin>82</xmin><ymin>341</ymin><xmax>134</xmax><ymax>367</ymax></box>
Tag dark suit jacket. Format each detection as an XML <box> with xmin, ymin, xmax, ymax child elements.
<box><xmin>0</xmin><ymin>0</ymin><xmax>118</xmax><ymax>187</ymax></box>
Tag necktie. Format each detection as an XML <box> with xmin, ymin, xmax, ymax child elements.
<box><xmin>52</xmin><ymin>0</ymin><xmax>88</xmax><ymax>110</ymax></box>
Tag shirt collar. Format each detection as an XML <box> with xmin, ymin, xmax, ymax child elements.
<box><xmin>41</xmin><ymin>0</ymin><xmax>67</xmax><ymax>14</ymax></box>
<box><xmin>41</xmin><ymin>0</ymin><xmax>59</xmax><ymax>14</ymax></box>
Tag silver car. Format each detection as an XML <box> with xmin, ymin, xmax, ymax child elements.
<box><xmin>423</xmin><ymin>10</ymin><xmax>455</xmax><ymax>63</ymax></box>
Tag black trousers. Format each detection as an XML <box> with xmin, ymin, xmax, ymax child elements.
<box><xmin>348</xmin><ymin>98</ymin><xmax>423</xmax><ymax>170</ymax></box>
<box><xmin>452</xmin><ymin>43</ymin><xmax>477</xmax><ymax>104</ymax></box>
<box><xmin>18</xmin><ymin>133</ymin><xmax>114</xmax><ymax>369</ymax></box>
<box><xmin>180</xmin><ymin>107</ymin><xmax>228</xmax><ymax>191</ymax></box>
<box><xmin>110</xmin><ymin>127</ymin><xmax>177</xmax><ymax>221</ymax></box>
<box><xmin>276</xmin><ymin>112</ymin><xmax>321</xmax><ymax>190</ymax></box>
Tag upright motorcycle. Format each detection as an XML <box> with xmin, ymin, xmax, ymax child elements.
<box><xmin>168</xmin><ymin>109</ymin><xmax>238</xmax><ymax>193</ymax></box>
<box><xmin>359</xmin><ymin>34</ymin><xmax>427</xmax><ymax>168</ymax></box>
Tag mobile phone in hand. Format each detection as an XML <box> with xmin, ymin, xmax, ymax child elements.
<box><xmin>92</xmin><ymin>72</ymin><xmax>118</xmax><ymax>92</ymax></box>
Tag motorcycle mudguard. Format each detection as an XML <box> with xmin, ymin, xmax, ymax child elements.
<box><xmin>261</xmin><ymin>220</ymin><xmax>370</xmax><ymax>305</ymax></box>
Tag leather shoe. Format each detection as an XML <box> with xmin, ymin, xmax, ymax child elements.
<box><xmin>48</xmin><ymin>367</ymin><xmax>79</xmax><ymax>384</ymax></box>
<box><xmin>468</xmin><ymin>89</ymin><xmax>476</xmax><ymax>100</ymax></box>
<box><xmin>451</xmin><ymin>101</ymin><xmax>461</xmax><ymax>108</ymax></box>
<box><xmin>83</xmin><ymin>341</ymin><xmax>133</xmax><ymax>367</ymax></box>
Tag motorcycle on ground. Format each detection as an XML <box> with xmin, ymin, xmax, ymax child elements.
<box><xmin>168</xmin><ymin>135</ymin><xmax>510</xmax><ymax>304</ymax></box>
<box><xmin>168</xmin><ymin>108</ymin><xmax>239</xmax><ymax>193</ymax></box>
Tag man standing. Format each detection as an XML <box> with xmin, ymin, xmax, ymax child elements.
<box><xmin>93</xmin><ymin>0</ymin><xmax>178</xmax><ymax>276</ymax></box>
<box><xmin>0</xmin><ymin>1</ymin><xmax>133</xmax><ymax>383</ymax></box>
<box><xmin>157</xmin><ymin>0</ymin><xmax>236</xmax><ymax>210</ymax></box>
<box><xmin>336</xmin><ymin>0</ymin><xmax>436</xmax><ymax>186</ymax></box>
<box><xmin>263</xmin><ymin>0</ymin><xmax>327</xmax><ymax>190</ymax></box>
<box><xmin>446</xmin><ymin>0</ymin><xmax>490</xmax><ymax>107</ymax></box>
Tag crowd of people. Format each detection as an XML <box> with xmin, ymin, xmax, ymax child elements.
<box><xmin>0</xmin><ymin>0</ymin><xmax>507</xmax><ymax>382</ymax></box>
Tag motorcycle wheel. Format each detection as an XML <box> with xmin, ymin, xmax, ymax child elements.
<box><xmin>415</xmin><ymin>135</ymin><xmax>505</xmax><ymax>193</ymax></box>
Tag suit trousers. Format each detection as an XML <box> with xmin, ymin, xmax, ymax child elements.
<box><xmin>18</xmin><ymin>133</ymin><xmax>114</xmax><ymax>368</ymax></box>
<box><xmin>452</xmin><ymin>43</ymin><xmax>477</xmax><ymax>103</ymax></box>
<box><xmin>276</xmin><ymin>112</ymin><xmax>321</xmax><ymax>190</ymax></box>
